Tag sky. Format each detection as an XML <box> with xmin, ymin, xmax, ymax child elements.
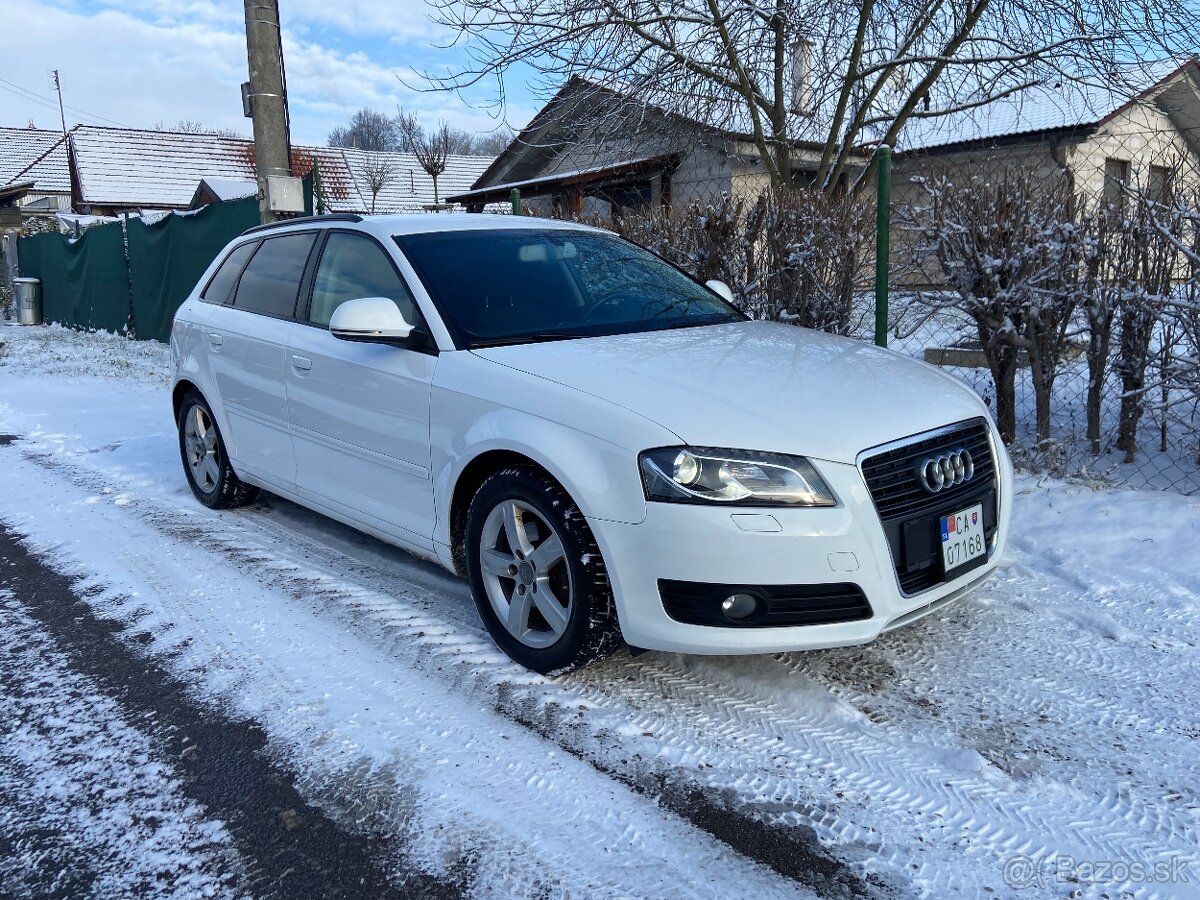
<box><xmin>0</xmin><ymin>0</ymin><xmax>543</xmax><ymax>146</ymax></box>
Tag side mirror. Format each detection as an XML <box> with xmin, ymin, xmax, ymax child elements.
<box><xmin>329</xmin><ymin>297</ymin><xmax>414</xmax><ymax>344</ymax></box>
<box><xmin>706</xmin><ymin>279</ymin><xmax>735</xmax><ymax>303</ymax></box>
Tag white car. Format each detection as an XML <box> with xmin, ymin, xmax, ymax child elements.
<box><xmin>170</xmin><ymin>213</ymin><xmax>1013</xmax><ymax>673</ymax></box>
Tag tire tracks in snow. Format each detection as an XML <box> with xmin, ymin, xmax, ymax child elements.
<box><xmin>0</xmin><ymin>531</ymin><xmax>457</xmax><ymax>899</ymax></box>
<box><xmin>0</xmin><ymin>444</ymin><xmax>828</xmax><ymax>900</ymax></box>
<box><xmin>8</xmin><ymin>441</ymin><xmax>1200</xmax><ymax>897</ymax></box>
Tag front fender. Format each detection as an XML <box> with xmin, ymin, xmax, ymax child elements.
<box><xmin>429</xmin><ymin>353</ymin><xmax>681</xmax><ymax>549</ymax></box>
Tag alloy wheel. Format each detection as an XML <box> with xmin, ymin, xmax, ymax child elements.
<box><xmin>478</xmin><ymin>499</ymin><xmax>573</xmax><ymax>649</ymax></box>
<box><xmin>183</xmin><ymin>404</ymin><xmax>220</xmax><ymax>494</ymax></box>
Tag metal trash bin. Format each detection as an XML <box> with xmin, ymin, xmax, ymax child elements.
<box><xmin>13</xmin><ymin>277</ymin><xmax>43</xmax><ymax>326</ymax></box>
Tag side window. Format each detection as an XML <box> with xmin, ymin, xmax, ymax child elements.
<box><xmin>308</xmin><ymin>232</ymin><xmax>419</xmax><ymax>328</ymax></box>
<box><xmin>232</xmin><ymin>232</ymin><xmax>317</xmax><ymax>319</ymax></box>
<box><xmin>201</xmin><ymin>240</ymin><xmax>257</xmax><ymax>304</ymax></box>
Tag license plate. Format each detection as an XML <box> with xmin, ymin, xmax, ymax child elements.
<box><xmin>940</xmin><ymin>503</ymin><xmax>986</xmax><ymax>573</ymax></box>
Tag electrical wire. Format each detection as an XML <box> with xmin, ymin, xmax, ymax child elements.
<box><xmin>0</xmin><ymin>77</ymin><xmax>130</xmax><ymax>128</ymax></box>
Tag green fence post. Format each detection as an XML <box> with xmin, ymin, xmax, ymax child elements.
<box><xmin>122</xmin><ymin>212</ymin><xmax>135</xmax><ymax>339</ymax></box>
<box><xmin>313</xmin><ymin>159</ymin><xmax>325</xmax><ymax>215</ymax></box>
<box><xmin>874</xmin><ymin>144</ymin><xmax>891</xmax><ymax>348</ymax></box>
<box><xmin>510</xmin><ymin>188</ymin><xmax>521</xmax><ymax>216</ymax></box>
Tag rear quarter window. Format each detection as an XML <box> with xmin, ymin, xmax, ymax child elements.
<box><xmin>201</xmin><ymin>240</ymin><xmax>258</xmax><ymax>304</ymax></box>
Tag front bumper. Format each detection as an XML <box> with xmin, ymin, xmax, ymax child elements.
<box><xmin>588</xmin><ymin>446</ymin><xmax>1013</xmax><ymax>655</ymax></box>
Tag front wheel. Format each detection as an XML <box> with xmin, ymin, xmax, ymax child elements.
<box><xmin>465</xmin><ymin>468</ymin><xmax>620</xmax><ymax>673</ymax></box>
<box><xmin>177</xmin><ymin>390</ymin><xmax>259</xmax><ymax>509</ymax></box>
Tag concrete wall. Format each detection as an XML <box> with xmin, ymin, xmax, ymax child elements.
<box><xmin>1067</xmin><ymin>99</ymin><xmax>1200</xmax><ymax>199</ymax></box>
<box><xmin>890</xmin><ymin>140</ymin><xmax>1072</xmax><ymax>289</ymax></box>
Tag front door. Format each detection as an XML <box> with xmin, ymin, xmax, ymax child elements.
<box><xmin>286</xmin><ymin>231</ymin><xmax>438</xmax><ymax>549</ymax></box>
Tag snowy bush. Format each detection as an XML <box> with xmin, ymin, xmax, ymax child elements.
<box><xmin>909</xmin><ymin>171</ymin><xmax>1083</xmax><ymax>443</ymax></box>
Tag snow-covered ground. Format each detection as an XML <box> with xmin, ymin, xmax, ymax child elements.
<box><xmin>0</xmin><ymin>322</ymin><xmax>1198</xmax><ymax>898</ymax></box>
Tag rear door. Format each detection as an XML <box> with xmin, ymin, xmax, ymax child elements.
<box><xmin>205</xmin><ymin>230</ymin><xmax>317</xmax><ymax>491</ymax></box>
<box><xmin>286</xmin><ymin>230</ymin><xmax>438</xmax><ymax>548</ymax></box>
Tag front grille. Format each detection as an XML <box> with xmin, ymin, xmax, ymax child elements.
<box><xmin>861</xmin><ymin>419</ymin><xmax>995</xmax><ymax>520</ymax></box>
<box><xmin>659</xmin><ymin>580</ymin><xmax>872</xmax><ymax>628</ymax></box>
<box><xmin>861</xmin><ymin>418</ymin><xmax>998</xmax><ymax>596</ymax></box>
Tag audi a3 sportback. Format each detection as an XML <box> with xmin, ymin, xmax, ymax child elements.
<box><xmin>171</xmin><ymin>213</ymin><xmax>1013</xmax><ymax>673</ymax></box>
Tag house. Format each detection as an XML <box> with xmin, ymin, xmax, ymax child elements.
<box><xmin>0</xmin><ymin>126</ymin><xmax>73</xmax><ymax>214</ymax></box>
<box><xmin>448</xmin><ymin>77</ymin><xmax>843</xmax><ymax>216</ymax></box>
<box><xmin>25</xmin><ymin>124</ymin><xmax>496</xmax><ymax>216</ymax></box>
<box><xmin>895</xmin><ymin>59</ymin><xmax>1200</xmax><ymax>197</ymax></box>
<box><xmin>889</xmin><ymin>58</ymin><xmax>1200</xmax><ymax>287</ymax></box>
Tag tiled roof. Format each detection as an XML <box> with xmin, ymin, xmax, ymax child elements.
<box><xmin>898</xmin><ymin>60</ymin><xmax>1193</xmax><ymax>152</ymax></box>
<box><xmin>0</xmin><ymin>126</ymin><xmax>72</xmax><ymax>193</ymax></box>
<box><xmin>66</xmin><ymin>125</ymin><xmax>495</xmax><ymax>212</ymax></box>
<box><xmin>195</xmin><ymin>177</ymin><xmax>258</xmax><ymax>201</ymax></box>
<box><xmin>339</xmin><ymin>148</ymin><xmax>494</xmax><ymax>212</ymax></box>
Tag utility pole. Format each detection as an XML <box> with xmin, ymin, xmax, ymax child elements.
<box><xmin>50</xmin><ymin>70</ymin><xmax>75</xmax><ymax>214</ymax></box>
<box><xmin>50</xmin><ymin>70</ymin><xmax>68</xmax><ymax>137</ymax></box>
<box><xmin>243</xmin><ymin>0</ymin><xmax>295</xmax><ymax>224</ymax></box>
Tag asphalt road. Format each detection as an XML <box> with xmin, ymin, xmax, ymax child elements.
<box><xmin>0</xmin><ymin>524</ymin><xmax>464</xmax><ymax>899</ymax></box>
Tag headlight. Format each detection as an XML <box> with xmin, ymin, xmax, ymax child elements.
<box><xmin>639</xmin><ymin>447</ymin><xmax>837</xmax><ymax>506</ymax></box>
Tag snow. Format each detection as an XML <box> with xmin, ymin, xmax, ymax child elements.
<box><xmin>66</xmin><ymin>125</ymin><xmax>494</xmax><ymax>213</ymax></box>
<box><xmin>899</xmin><ymin>60</ymin><xmax>1186</xmax><ymax>152</ymax></box>
<box><xmin>0</xmin><ymin>590</ymin><xmax>241</xmax><ymax>897</ymax></box>
<box><xmin>1</xmin><ymin>321</ymin><xmax>1199</xmax><ymax>897</ymax></box>
<box><xmin>196</xmin><ymin>177</ymin><xmax>258</xmax><ymax>202</ymax></box>
<box><xmin>0</xmin><ymin>126</ymin><xmax>71</xmax><ymax>195</ymax></box>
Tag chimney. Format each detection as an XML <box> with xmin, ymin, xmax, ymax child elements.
<box><xmin>790</xmin><ymin>38</ymin><xmax>815</xmax><ymax>117</ymax></box>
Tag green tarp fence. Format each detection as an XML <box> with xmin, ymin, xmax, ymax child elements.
<box><xmin>17</xmin><ymin>194</ymin><xmax>260</xmax><ymax>343</ymax></box>
<box><xmin>126</xmin><ymin>197</ymin><xmax>260</xmax><ymax>342</ymax></box>
<box><xmin>17</xmin><ymin>219</ymin><xmax>131</xmax><ymax>334</ymax></box>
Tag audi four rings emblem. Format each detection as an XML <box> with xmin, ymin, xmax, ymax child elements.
<box><xmin>917</xmin><ymin>449</ymin><xmax>974</xmax><ymax>494</ymax></box>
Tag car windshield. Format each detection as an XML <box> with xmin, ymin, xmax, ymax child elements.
<box><xmin>394</xmin><ymin>228</ymin><xmax>744</xmax><ymax>348</ymax></box>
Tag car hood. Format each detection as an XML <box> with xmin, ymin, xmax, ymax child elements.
<box><xmin>471</xmin><ymin>320</ymin><xmax>988</xmax><ymax>464</ymax></box>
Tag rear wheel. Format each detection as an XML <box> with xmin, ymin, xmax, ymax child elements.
<box><xmin>177</xmin><ymin>390</ymin><xmax>259</xmax><ymax>509</ymax></box>
<box><xmin>465</xmin><ymin>468</ymin><xmax>620</xmax><ymax>673</ymax></box>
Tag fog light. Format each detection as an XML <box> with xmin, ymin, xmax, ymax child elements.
<box><xmin>721</xmin><ymin>592</ymin><xmax>759</xmax><ymax>620</ymax></box>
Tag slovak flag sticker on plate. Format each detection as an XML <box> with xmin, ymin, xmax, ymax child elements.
<box><xmin>941</xmin><ymin>516</ymin><xmax>955</xmax><ymax>540</ymax></box>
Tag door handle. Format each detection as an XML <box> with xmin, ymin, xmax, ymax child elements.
<box><xmin>290</xmin><ymin>355</ymin><xmax>312</xmax><ymax>372</ymax></box>
<box><xmin>207</xmin><ymin>332</ymin><xmax>223</xmax><ymax>349</ymax></box>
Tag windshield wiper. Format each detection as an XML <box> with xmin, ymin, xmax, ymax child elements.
<box><xmin>469</xmin><ymin>333</ymin><xmax>585</xmax><ymax>349</ymax></box>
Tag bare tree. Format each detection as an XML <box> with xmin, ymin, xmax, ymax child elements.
<box><xmin>328</xmin><ymin>108</ymin><xmax>400</xmax><ymax>152</ymax></box>
<box><xmin>470</xmin><ymin>127</ymin><xmax>516</xmax><ymax>156</ymax></box>
<box><xmin>425</xmin><ymin>0</ymin><xmax>1199</xmax><ymax>193</ymax></box>
<box><xmin>1113</xmin><ymin>193</ymin><xmax>1183</xmax><ymax>461</ymax></box>
<box><xmin>360</xmin><ymin>152</ymin><xmax>397</xmax><ymax>213</ymax></box>
<box><xmin>157</xmin><ymin>120</ymin><xmax>242</xmax><ymax>138</ymax></box>
<box><xmin>398</xmin><ymin>113</ymin><xmax>452</xmax><ymax>205</ymax></box>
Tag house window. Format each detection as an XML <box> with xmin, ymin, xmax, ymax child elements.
<box><xmin>1103</xmin><ymin>158</ymin><xmax>1130</xmax><ymax>207</ymax></box>
<box><xmin>1148</xmin><ymin>164</ymin><xmax>1174</xmax><ymax>205</ymax></box>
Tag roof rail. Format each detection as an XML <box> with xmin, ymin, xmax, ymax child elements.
<box><xmin>240</xmin><ymin>213</ymin><xmax>362</xmax><ymax>237</ymax></box>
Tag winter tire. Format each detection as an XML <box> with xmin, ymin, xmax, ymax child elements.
<box><xmin>178</xmin><ymin>390</ymin><xmax>259</xmax><ymax>509</ymax></box>
<box><xmin>465</xmin><ymin>467</ymin><xmax>620</xmax><ymax>673</ymax></box>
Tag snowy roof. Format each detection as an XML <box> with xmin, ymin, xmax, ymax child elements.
<box><xmin>196</xmin><ymin>177</ymin><xmax>258</xmax><ymax>201</ymax></box>
<box><xmin>339</xmin><ymin>148</ymin><xmax>494</xmax><ymax>213</ymax></box>
<box><xmin>899</xmin><ymin>60</ymin><xmax>1195</xmax><ymax>152</ymax></box>
<box><xmin>63</xmin><ymin>125</ymin><xmax>496</xmax><ymax>213</ymax></box>
<box><xmin>448</xmin><ymin>155</ymin><xmax>676</xmax><ymax>202</ymax></box>
<box><xmin>0</xmin><ymin>126</ymin><xmax>72</xmax><ymax>194</ymax></box>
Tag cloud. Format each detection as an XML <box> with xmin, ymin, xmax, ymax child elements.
<box><xmin>3</xmin><ymin>0</ymin><xmax>538</xmax><ymax>145</ymax></box>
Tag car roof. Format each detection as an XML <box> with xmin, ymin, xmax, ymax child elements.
<box><xmin>241</xmin><ymin>213</ymin><xmax>611</xmax><ymax>243</ymax></box>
